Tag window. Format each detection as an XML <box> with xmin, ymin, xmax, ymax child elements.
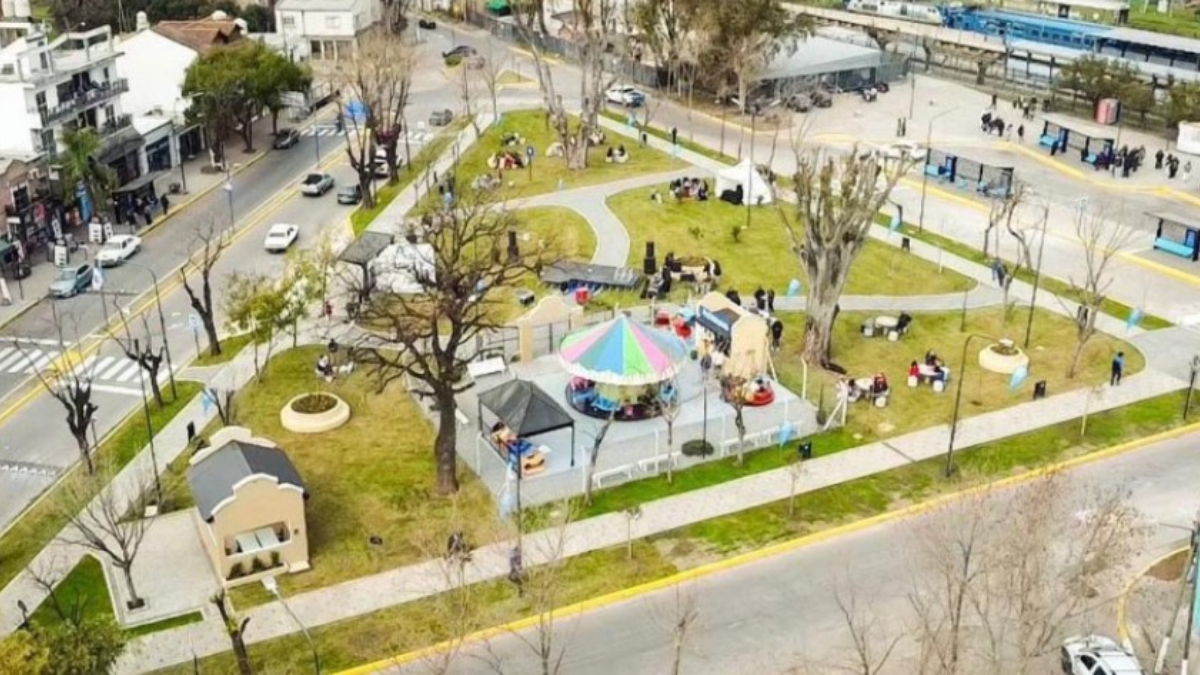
<box><xmin>282</xmin><ymin>15</ymin><xmax>296</xmax><ymax>29</ymax></box>
<box><xmin>325</xmin><ymin>14</ymin><xmax>342</xmax><ymax>30</ymax></box>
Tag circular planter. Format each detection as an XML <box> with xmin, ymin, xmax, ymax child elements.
<box><xmin>978</xmin><ymin>339</ymin><xmax>1031</xmax><ymax>375</ymax></box>
<box><xmin>280</xmin><ymin>393</ymin><xmax>351</xmax><ymax>434</ymax></box>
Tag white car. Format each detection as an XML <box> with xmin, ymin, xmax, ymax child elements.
<box><xmin>264</xmin><ymin>223</ymin><xmax>299</xmax><ymax>253</ymax></box>
<box><xmin>1061</xmin><ymin>635</ymin><xmax>1144</xmax><ymax>675</ymax></box>
<box><xmin>95</xmin><ymin>234</ymin><xmax>141</xmax><ymax>267</ymax></box>
<box><xmin>605</xmin><ymin>86</ymin><xmax>646</xmax><ymax>107</ymax></box>
<box><xmin>879</xmin><ymin>141</ymin><xmax>928</xmax><ymax>162</ymax></box>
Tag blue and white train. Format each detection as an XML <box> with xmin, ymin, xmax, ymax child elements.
<box><xmin>842</xmin><ymin>0</ymin><xmax>948</xmax><ymax>26</ymax></box>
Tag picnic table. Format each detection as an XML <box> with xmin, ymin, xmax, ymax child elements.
<box><xmin>910</xmin><ymin>364</ymin><xmax>951</xmax><ymax>392</ymax></box>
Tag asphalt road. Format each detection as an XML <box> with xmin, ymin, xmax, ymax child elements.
<box><xmin>378</xmin><ymin>430</ymin><xmax>1200</xmax><ymax>675</ymax></box>
<box><xmin>0</xmin><ymin>39</ymin><xmax>470</xmax><ymax>529</ymax></box>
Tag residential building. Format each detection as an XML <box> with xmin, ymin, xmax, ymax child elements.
<box><xmin>187</xmin><ymin>427</ymin><xmax>311</xmax><ymax>587</ymax></box>
<box><xmin>275</xmin><ymin>0</ymin><xmax>383</xmax><ymax>61</ymax></box>
<box><xmin>117</xmin><ymin>12</ymin><xmax>245</xmax><ymax>163</ymax></box>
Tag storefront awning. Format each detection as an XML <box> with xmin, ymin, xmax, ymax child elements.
<box><xmin>112</xmin><ymin>170</ymin><xmax>167</xmax><ymax>195</ymax></box>
<box><xmin>96</xmin><ymin>127</ymin><xmax>145</xmax><ymax>165</ymax></box>
<box><xmin>697</xmin><ymin>306</ymin><xmax>740</xmax><ymax>339</ymax></box>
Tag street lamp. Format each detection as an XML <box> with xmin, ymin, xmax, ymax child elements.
<box><xmin>917</xmin><ymin>105</ymin><xmax>961</xmax><ymax>233</ymax></box>
<box><xmin>122</xmin><ymin>261</ymin><xmax>177</xmax><ymax>400</ymax></box>
<box><xmin>133</xmin><ymin>337</ymin><xmax>164</xmax><ymax>506</ymax></box>
<box><xmin>222</xmin><ymin>176</ymin><xmax>234</xmax><ymax>232</ymax></box>
<box><xmin>1023</xmin><ymin>195</ymin><xmax>1051</xmax><ymax>349</ymax></box>
<box><xmin>171</xmin><ymin>101</ymin><xmax>189</xmax><ymax>195</ymax></box>
<box><xmin>263</xmin><ymin>576</ymin><xmax>321</xmax><ymax>674</ymax></box>
<box><xmin>945</xmin><ymin>333</ymin><xmax>996</xmax><ymax>477</ymax></box>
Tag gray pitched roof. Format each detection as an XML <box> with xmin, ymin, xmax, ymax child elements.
<box><xmin>187</xmin><ymin>440</ymin><xmax>306</xmax><ymax>521</ymax></box>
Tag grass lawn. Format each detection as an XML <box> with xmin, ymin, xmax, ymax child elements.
<box><xmin>891</xmin><ymin>220</ymin><xmax>1173</xmax><ymax>329</ymax></box>
<box><xmin>351</xmin><ymin>117</ymin><xmax>472</xmax><ymax>235</ymax></box>
<box><xmin>0</xmin><ymin>382</ymin><xmax>203</xmax><ymax>591</ymax></box>
<box><xmin>153</xmin><ymin>391</ymin><xmax>1190</xmax><ymax>674</ymax></box>
<box><xmin>599</xmin><ymin>109</ymin><xmax>738</xmax><ymax>166</ymax></box>
<box><xmin>199</xmin><ymin>347</ymin><xmax>495</xmax><ymax>608</ymax></box>
<box><xmin>28</xmin><ymin>555</ymin><xmax>202</xmax><ymax>637</ymax></box>
<box><xmin>191</xmin><ymin>333</ymin><xmax>255</xmax><ymax>368</ymax></box>
<box><xmin>771</xmin><ymin>306</ymin><xmax>1143</xmax><ymax>444</ymax></box>
<box><xmin>432</xmin><ymin>109</ymin><xmax>685</xmax><ymax>203</ymax></box>
<box><xmin>607</xmin><ymin>187</ymin><xmax>974</xmax><ymax>296</ymax></box>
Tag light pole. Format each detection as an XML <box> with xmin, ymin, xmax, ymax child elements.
<box><xmin>263</xmin><ymin>577</ymin><xmax>321</xmax><ymax>674</ymax></box>
<box><xmin>133</xmin><ymin>337</ymin><xmax>164</xmax><ymax>505</ymax></box>
<box><xmin>1023</xmin><ymin>197</ymin><xmax>1050</xmax><ymax>349</ymax></box>
<box><xmin>945</xmin><ymin>333</ymin><xmax>995</xmax><ymax>477</ymax></box>
<box><xmin>123</xmin><ymin>261</ymin><xmax>177</xmax><ymax>400</ymax></box>
<box><xmin>171</xmin><ymin>102</ymin><xmax>189</xmax><ymax>195</ymax></box>
<box><xmin>222</xmin><ymin>173</ymin><xmax>234</xmax><ymax>232</ymax></box>
<box><xmin>918</xmin><ymin>106</ymin><xmax>961</xmax><ymax>233</ymax></box>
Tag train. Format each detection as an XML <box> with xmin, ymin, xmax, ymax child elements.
<box><xmin>842</xmin><ymin>0</ymin><xmax>948</xmax><ymax>26</ymax></box>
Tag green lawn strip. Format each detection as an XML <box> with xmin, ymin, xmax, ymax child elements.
<box><xmin>350</xmin><ymin>117</ymin><xmax>472</xmax><ymax>235</ymax></box>
<box><xmin>28</xmin><ymin>555</ymin><xmax>203</xmax><ymax>637</ymax></box>
<box><xmin>598</xmin><ymin>109</ymin><xmax>738</xmax><ymax>166</ymax></box>
<box><xmin>154</xmin><ymin>391</ymin><xmax>1190</xmax><ymax>674</ymax></box>
<box><xmin>190</xmin><ymin>333</ymin><xmax>256</xmax><ymax>368</ymax></box>
<box><xmin>149</xmin><ymin>542</ymin><xmax>676</xmax><ymax>675</ymax></box>
<box><xmin>0</xmin><ymin>382</ymin><xmax>204</xmax><ymax>591</ymax></box>
<box><xmin>661</xmin><ymin>390</ymin><xmax>1191</xmax><ymax>554</ymax></box>
<box><xmin>885</xmin><ymin>217</ymin><xmax>1173</xmax><ymax>329</ymax></box>
<box><xmin>607</xmin><ymin>187</ymin><xmax>974</xmax><ymax>296</ymax></box>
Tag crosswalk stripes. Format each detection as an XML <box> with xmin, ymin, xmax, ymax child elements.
<box><xmin>302</xmin><ymin>126</ymin><xmax>345</xmax><ymax>137</ymax></box>
<box><xmin>0</xmin><ymin>346</ymin><xmax>145</xmax><ymax>385</ymax></box>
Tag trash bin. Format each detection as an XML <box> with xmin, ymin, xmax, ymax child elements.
<box><xmin>574</xmin><ymin>287</ymin><xmax>590</xmax><ymax>305</ymax></box>
<box><xmin>1033</xmin><ymin>380</ymin><xmax>1047</xmax><ymax>400</ymax></box>
<box><xmin>797</xmin><ymin>440</ymin><xmax>813</xmax><ymax>460</ymax></box>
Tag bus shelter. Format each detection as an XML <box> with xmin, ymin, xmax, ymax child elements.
<box><xmin>1039</xmin><ymin>114</ymin><xmax>1116</xmax><ymax>166</ymax></box>
<box><xmin>924</xmin><ymin>149</ymin><xmax>1014</xmax><ymax>199</ymax></box>
<box><xmin>1149</xmin><ymin>212</ymin><xmax>1200</xmax><ymax>262</ymax></box>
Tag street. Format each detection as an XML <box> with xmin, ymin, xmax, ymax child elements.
<box><xmin>378</xmin><ymin>429</ymin><xmax>1200</xmax><ymax>675</ymax></box>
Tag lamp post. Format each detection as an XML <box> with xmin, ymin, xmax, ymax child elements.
<box><xmin>171</xmin><ymin>102</ymin><xmax>189</xmax><ymax>195</ymax></box>
<box><xmin>918</xmin><ymin>106</ymin><xmax>961</xmax><ymax>233</ymax></box>
<box><xmin>263</xmin><ymin>576</ymin><xmax>321</xmax><ymax>674</ymax></box>
<box><xmin>945</xmin><ymin>333</ymin><xmax>995</xmax><ymax>477</ymax></box>
<box><xmin>133</xmin><ymin>337</ymin><xmax>164</xmax><ymax>505</ymax></box>
<box><xmin>1023</xmin><ymin>198</ymin><xmax>1050</xmax><ymax>349</ymax></box>
<box><xmin>222</xmin><ymin>175</ymin><xmax>234</xmax><ymax>232</ymax></box>
<box><xmin>123</xmin><ymin>261</ymin><xmax>177</xmax><ymax>400</ymax></box>
<box><xmin>16</xmin><ymin>600</ymin><xmax>28</xmax><ymax>630</ymax></box>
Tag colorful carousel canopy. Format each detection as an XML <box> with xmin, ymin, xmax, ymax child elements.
<box><xmin>558</xmin><ymin>314</ymin><xmax>690</xmax><ymax>386</ymax></box>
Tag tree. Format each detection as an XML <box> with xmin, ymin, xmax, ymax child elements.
<box><xmin>654</xmin><ymin>381</ymin><xmax>681</xmax><ymax>484</ymax></box>
<box><xmin>0</xmin><ymin>631</ymin><xmax>50</xmax><ymax>675</ymax></box>
<box><xmin>1063</xmin><ymin>205</ymin><xmax>1132</xmax><ymax>378</ymax></box>
<box><xmin>630</xmin><ymin>0</ymin><xmax>698</xmax><ymax>91</ymax></box>
<box><xmin>582</xmin><ymin>415</ymin><xmax>615</xmax><ymax>506</ymax></box>
<box><xmin>181</xmin><ymin>223</ymin><xmax>230</xmax><ymax>358</ymax></box>
<box><xmin>783</xmin><ymin>149</ymin><xmax>910</xmax><ymax>366</ymax></box>
<box><xmin>16</xmin><ymin>310</ymin><xmax>99</xmax><ymax>475</ymax></box>
<box><xmin>1055</xmin><ymin>56</ymin><xmax>1141</xmax><ymax>107</ymax></box>
<box><xmin>56</xmin><ymin>466</ymin><xmax>156</xmax><ymax>610</ymax></box>
<box><xmin>351</xmin><ymin>190</ymin><xmax>551</xmax><ymax>494</ymax></box>
<box><xmin>109</xmin><ymin>308</ymin><xmax>167</xmax><ymax>408</ymax></box>
<box><xmin>58</xmin><ymin>128</ymin><xmax>117</xmax><ymax>222</ymax></box>
<box><xmin>512</xmin><ymin>0</ymin><xmax>620</xmax><ymax>170</ymax></box>
<box><xmin>1166</xmin><ymin>81</ymin><xmax>1200</xmax><ymax>128</ymax></box>
<box><xmin>694</xmin><ymin>0</ymin><xmax>809</xmax><ymax>115</ymax></box>
<box><xmin>253</xmin><ymin>48</ymin><xmax>312</xmax><ymax>136</ymax></box>
<box><xmin>719</xmin><ymin>373</ymin><xmax>748</xmax><ymax>465</ymax></box>
<box><xmin>39</xmin><ymin>615</ymin><xmax>125</xmax><ymax>675</ymax></box>
<box><xmin>211</xmin><ymin>591</ymin><xmax>253</xmax><ymax>675</ymax></box>
<box><xmin>340</xmin><ymin>30</ymin><xmax>414</xmax><ymax>204</ymax></box>
<box><xmin>655</xmin><ymin>586</ymin><xmax>699</xmax><ymax>675</ymax></box>
<box><xmin>829</xmin><ymin>584</ymin><xmax>900</xmax><ymax>675</ymax></box>
<box><xmin>223</xmin><ymin>271</ymin><xmax>283</xmax><ymax>377</ymax></box>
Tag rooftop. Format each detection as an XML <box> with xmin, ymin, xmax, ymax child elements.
<box><xmin>761</xmin><ymin>36</ymin><xmax>883</xmax><ymax>80</ymax></box>
<box><xmin>151</xmin><ymin>17</ymin><xmax>243</xmax><ymax>55</ymax></box>
<box><xmin>1101</xmin><ymin>26</ymin><xmax>1200</xmax><ymax>55</ymax></box>
<box><xmin>277</xmin><ymin>0</ymin><xmax>364</xmax><ymax>10</ymax></box>
<box><xmin>187</xmin><ymin>439</ymin><xmax>307</xmax><ymax>521</ymax></box>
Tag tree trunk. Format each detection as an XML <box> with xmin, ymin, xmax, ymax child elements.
<box><xmin>73</xmin><ymin>427</ymin><xmax>94</xmax><ymax>475</ymax></box>
<box><xmin>202</xmin><ymin>312</ymin><xmax>221</xmax><ymax>357</ymax></box>
<box><xmin>434</xmin><ymin>397</ymin><xmax>460</xmax><ymax>495</ymax></box>
<box><xmin>147</xmin><ymin>367</ymin><xmax>164</xmax><ymax>408</ymax></box>
<box><xmin>565</xmin><ymin>140</ymin><xmax>587</xmax><ymax>171</ymax></box>
<box><xmin>665</xmin><ymin>420</ymin><xmax>675</xmax><ymax>485</ymax></box>
<box><xmin>1068</xmin><ymin>336</ymin><xmax>1087</xmax><ymax>379</ymax></box>
<box><xmin>802</xmin><ymin>259</ymin><xmax>846</xmax><ymax>366</ymax></box>
<box><xmin>270</xmin><ymin>109</ymin><xmax>279</xmax><ymax>135</ymax></box>
<box><xmin>241</xmin><ymin>117</ymin><xmax>255</xmax><ymax>153</ymax></box>
<box><xmin>232</xmin><ymin>620</ymin><xmax>253</xmax><ymax>675</ymax></box>
<box><xmin>120</xmin><ymin>563</ymin><xmax>143</xmax><ymax>608</ymax></box>
<box><xmin>359</xmin><ymin>169</ymin><xmax>376</xmax><ymax>210</ymax></box>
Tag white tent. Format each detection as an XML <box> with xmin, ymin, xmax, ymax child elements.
<box><xmin>715</xmin><ymin>160</ymin><xmax>774</xmax><ymax>206</ymax></box>
<box><xmin>370</xmin><ymin>242</ymin><xmax>436</xmax><ymax>295</ymax></box>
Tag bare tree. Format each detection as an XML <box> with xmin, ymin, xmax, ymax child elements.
<box><xmin>830</xmin><ymin>584</ymin><xmax>901</xmax><ymax>675</ymax></box>
<box><xmin>981</xmin><ymin>184</ymin><xmax>1024</xmax><ymax>260</ymax></box>
<box><xmin>456</xmin><ymin>55</ymin><xmax>480</xmax><ymax>136</ymax></box>
<box><xmin>15</xmin><ymin>310</ymin><xmax>99</xmax><ymax>475</ymax></box>
<box><xmin>719</xmin><ymin>373</ymin><xmax>749</xmax><ymax>465</ymax></box>
<box><xmin>340</xmin><ymin>30</ymin><xmax>415</xmax><ymax>204</ymax></box>
<box><xmin>180</xmin><ymin>223</ymin><xmax>230</xmax><ymax>358</ymax></box>
<box><xmin>581</xmin><ymin>414</ymin><xmax>615</xmax><ymax>506</ymax></box>
<box><xmin>1063</xmin><ymin>205</ymin><xmax>1133</xmax><ymax>378</ymax></box>
<box><xmin>352</xmin><ymin>190</ymin><xmax>550</xmax><ymax>494</ymax></box>
<box><xmin>512</xmin><ymin>0</ymin><xmax>620</xmax><ymax>170</ymax></box>
<box><xmin>108</xmin><ymin>309</ymin><xmax>166</xmax><ymax>408</ymax></box>
<box><xmin>650</xmin><ymin>585</ymin><xmax>700</xmax><ymax>675</ymax></box>
<box><xmin>782</xmin><ymin>148</ymin><xmax>910</xmax><ymax>366</ymax></box>
<box><xmin>787</xmin><ymin>456</ymin><xmax>805</xmax><ymax>518</ymax></box>
<box><xmin>211</xmin><ymin>591</ymin><xmax>253</xmax><ymax>675</ymax></box>
<box><xmin>55</xmin><ymin>465</ymin><xmax>155</xmax><ymax>610</ymax></box>
<box><xmin>655</xmin><ymin>381</ymin><xmax>682</xmax><ymax>484</ymax></box>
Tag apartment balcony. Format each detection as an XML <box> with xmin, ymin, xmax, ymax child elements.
<box><xmin>97</xmin><ymin>113</ymin><xmax>133</xmax><ymax>138</ymax></box>
<box><xmin>38</xmin><ymin>78</ymin><xmax>129</xmax><ymax>126</ymax></box>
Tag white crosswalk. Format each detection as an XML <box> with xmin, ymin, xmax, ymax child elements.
<box><xmin>303</xmin><ymin>126</ymin><xmax>432</xmax><ymax>144</ymax></box>
<box><xmin>0</xmin><ymin>346</ymin><xmax>159</xmax><ymax>394</ymax></box>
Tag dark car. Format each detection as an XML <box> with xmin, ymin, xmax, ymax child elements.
<box><xmin>418</xmin><ymin>18</ymin><xmax>437</xmax><ymax>29</ymax></box>
<box><xmin>273</xmin><ymin>128</ymin><xmax>301</xmax><ymax>149</ymax></box>
<box><xmin>48</xmin><ymin>264</ymin><xmax>93</xmax><ymax>298</ymax></box>
<box><xmin>337</xmin><ymin>184</ymin><xmax>363</xmax><ymax>205</ymax></box>
<box><xmin>442</xmin><ymin>45</ymin><xmax>477</xmax><ymax>59</ymax></box>
<box><xmin>429</xmin><ymin>109</ymin><xmax>454</xmax><ymax>126</ymax></box>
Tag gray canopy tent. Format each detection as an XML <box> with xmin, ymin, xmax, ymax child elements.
<box><xmin>478</xmin><ymin>379</ymin><xmax>576</xmax><ymax>466</ymax></box>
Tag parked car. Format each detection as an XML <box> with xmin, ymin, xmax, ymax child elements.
<box><xmin>273</xmin><ymin>127</ymin><xmax>301</xmax><ymax>149</ymax></box>
<box><xmin>605</xmin><ymin>85</ymin><xmax>646</xmax><ymax>107</ymax></box>
<box><xmin>418</xmin><ymin>18</ymin><xmax>437</xmax><ymax>29</ymax></box>
<box><xmin>300</xmin><ymin>172</ymin><xmax>335</xmax><ymax>196</ymax></box>
<box><xmin>49</xmin><ymin>264</ymin><xmax>93</xmax><ymax>298</ymax></box>
<box><xmin>337</xmin><ymin>184</ymin><xmax>363</xmax><ymax>205</ymax></box>
<box><xmin>812</xmin><ymin>89</ymin><xmax>833</xmax><ymax>108</ymax></box>
<box><xmin>94</xmin><ymin>234</ymin><xmax>141</xmax><ymax>267</ymax></box>
<box><xmin>465</xmin><ymin>54</ymin><xmax>486</xmax><ymax>70</ymax></box>
<box><xmin>264</xmin><ymin>223</ymin><xmax>300</xmax><ymax>253</ymax></box>
<box><xmin>442</xmin><ymin>45</ymin><xmax>476</xmax><ymax>59</ymax></box>
<box><xmin>1061</xmin><ymin>635</ymin><xmax>1144</xmax><ymax>675</ymax></box>
<box><xmin>429</xmin><ymin>109</ymin><xmax>454</xmax><ymax>127</ymax></box>
<box><xmin>785</xmin><ymin>93</ymin><xmax>812</xmax><ymax>112</ymax></box>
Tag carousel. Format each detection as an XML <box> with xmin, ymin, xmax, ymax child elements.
<box><xmin>559</xmin><ymin>314</ymin><xmax>690</xmax><ymax>421</ymax></box>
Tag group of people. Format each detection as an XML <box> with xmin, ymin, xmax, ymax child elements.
<box><xmin>908</xmin><ymin>350</ymin><xmax>948</xmax><ymax>385</ymax></box>
<box><xmin>1154</xmin><ymin>150</ymin><xmax>1191</xmax><ymax>181</ymax></box>
<box><xmin>116</xmin><ymin>193</ymin><xmax>168</xmax><ymax>230</ymax></box>
<box><xmin>841</xmin><ymin>372</ymin><xmax>889</xmax><ymax>403</ymax></box>
<box><xmin>669</xmin><ymin>176</ymin><xmax>709</xmax><ymax>202</ymax></box>
<box><xmin>1089</xmin><ymin>144</ymin><xmax>1147</xmax><ymax>177</ymax></box>
<box><xmin>979</xmin><ymin>111</ymin><xmax>1013</xmax><ymax>138</ymax></box>
<box><xmin>604</xmin><ymin>145</ymin><xmax>630</xmax><ymax>164</ymax></box>
<box><xmin>1010</xmin><ymin>95</ymin><xmax>1042</xmax><ymax>120</ymax></box>
<box><xmin>723</xmin><ymin>286</ymin><xmax>785</xmax><ymax>350</ymax></box>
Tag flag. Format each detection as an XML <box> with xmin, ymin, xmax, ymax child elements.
<box><xmin>90</xmin><ymin>265</ymin><xmax>104</xmax><ymax>292</ymax></box>
<box><xmin>1127</xmin><ymin>307</ymin><xmax>1143</xmax><ymax>331</ymax></box>
<box><xmin>889</xmin><ymin>213</ymin><xmax>902</xmax><ymax>232</ymax></box>
<box><xmin>777</xmin><ymin>421</ymin><xmax>795</xmax><ymax>447</ymax></box>
<box><xmin>201</xmin><ymin>389</ymin><xmax>214</xmax><ymax>415</ymax></box>
<box><xmin>1009</xmin><ymin>364</ymin><xmax>1029</xmax><ymax>390</ymax></box>
<box><xmin>786</xmin><ymin>279</ymin><xmax>802</xmax><ymax>297</ymax></box>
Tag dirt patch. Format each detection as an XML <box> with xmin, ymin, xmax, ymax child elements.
<box><xmin>1147</xmin><ymin>549</ymin><xmax>1188</xmax><ymax>582</ymax></box>
<box><xmin>654</xmin><ymin>537</ymin><xmax>722</xmax><ymax>571</ymax></box>
<box><xmin>290</xmin><ymin>393</ymin><xmax>338</xmax><ymax>414</ymax></box>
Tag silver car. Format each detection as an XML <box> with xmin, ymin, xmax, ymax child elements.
<box><xmin>1061</xmin><ymin>635</ymin><xmax>1144</xmax><ymax>675</ymax></box>
<box><xmin>300</xmin><ymin>172</ymin><xmax>334</xmax><ymax>196</ymax></box>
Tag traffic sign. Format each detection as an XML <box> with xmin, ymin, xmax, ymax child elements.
<box><xmin>188</xmin><ymin>313</ymin><xmax>201</xmax><ymax>333</ymax></box>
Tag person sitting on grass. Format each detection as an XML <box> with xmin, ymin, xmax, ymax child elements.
<box><xmin>315</xmin><ymin>353</ymin><xmax>334</xmax><ymax>383</ymax></box>
<box><xmin>924</xmin><ymin>350</ymin><xmax>941</xmax><ymax>367</ymax></box>
<box><xmin>908</xmin><ymin>360</ymin><xmax>920</xmax><ymax>380</ymax></box>
<box><xmin>872</xmin><ymin>372</ymin><xmax>889</xmax><ymax>396</ymax></box>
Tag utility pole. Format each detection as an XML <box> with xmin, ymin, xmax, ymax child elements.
<box><xmin>1183</xmin><ymin>512</ymin><xmax>1200</xmax><ymax>675</ymax></box>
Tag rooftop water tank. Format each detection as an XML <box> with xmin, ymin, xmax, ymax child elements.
<box><xmin>136</xmin><ymin>10</ymin><xmax>149</xmax><ymax>31</ymax></box>
<box><xmin>12</xmin><ymin>0</ymin><xmax>30</xmax><ymax>19</ymax></box>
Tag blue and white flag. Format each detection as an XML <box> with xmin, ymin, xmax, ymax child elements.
<box><xmin>786</xmin><ymin>279</ymin><xmax>802</xmax><ymax>297</ymax></box>
<box><xmin>1127</xmin><ymin>307</ymin><xmax>1143</xmax><ymax>331</ymax></box>
<box><xmin>1009</xmin><ymin>364</ymin><xmax>1029</xmax><ymax>390</ymax></box>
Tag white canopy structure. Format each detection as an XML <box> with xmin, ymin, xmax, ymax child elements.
<box><xmin>370</xmin><ymin>242</ymin><xmax>436</xmax><ymax>295</ymax></box>
<box><xmin>715</xmin><ymin>160</ymin><xmax>774</xmax><ymax>206</ymax></box>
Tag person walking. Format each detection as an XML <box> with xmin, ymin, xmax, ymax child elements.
<box><xmin>770</xmin><ymin>317</ymin><xmax>784</xmax><ymax>351</ymax></box>
<box><xmin>990</xmin><ymin>92</ymin><xmax>998</xmax><ymax>109</ymax></box>
<box><xmin>1155</xmin><ymin>148</ymin><xmax>1165</xmax><ymax>170</ymax></box>
<box><xmin>160</xmin><ymin>193</ymin><xmax>170</xmax><ymax>216</ymax></box>
<box><xmin>1017</xmin><ymin>124</ymin><xmax>1025</xmax><ymax>143</ymax></box>
<box><xmin>1110</xmin><ymin>351</ymin><xmax>1125</xmax><ymax>386</ymax></box>
<box><xmin>670</xmin><ymin>126</ymin><xmax>678</xmax><ymax>146</ymax></box>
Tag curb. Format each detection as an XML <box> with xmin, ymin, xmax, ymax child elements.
<box><xmin>335</xmin><ymin>419</ymin><xmax>1200</xmax><ymax>675</ymax></box>
<box><xmin>1116</xmin><ymin>545</ymin><xmax>1189</xmax><ymax>647</ymax></box>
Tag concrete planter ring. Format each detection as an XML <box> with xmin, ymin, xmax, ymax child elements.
<box><xmin>280</xmin><ymin>393</ymin><xmax>351</xmax><ymax>434</ymax></box>
<box><xmin>977</xmin><ymin>339</ymin><xmax>1031</xmax><ymax>375</ymax></box>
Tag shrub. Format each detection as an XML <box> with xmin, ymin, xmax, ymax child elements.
<box><xmin>444</xmin><ymin>54</ymin><xmax>463</xmax><ymax>67</ymax></box>
<box><xmin>270</xmin><ymin>551</ymin><xmax>281</xmax><ymax>569</ymax></box>
<box><xmin>251</xmin><ymin>557</ymin><xmax>266</xmax><ymax>573</ymax></box>
<box><xmin>229</xmin><ymin>562</ymin><xmax>245</xmax><ymax>580</ymax></box>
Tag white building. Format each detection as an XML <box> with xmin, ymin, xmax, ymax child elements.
<box><xmin>0</xmin><ymin>23</ymin><xmax>141</xmax><ymax>183</ymax></box>
<box><xmin>275</xmin><ymin>0</ymin><xmax>382</xmax><ymax>61</ymax></box>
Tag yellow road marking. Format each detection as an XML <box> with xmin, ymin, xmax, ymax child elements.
<box><xmin>336</xmin><ymin>420</ymin><xmax>1200</xmax><ymax>675</ymax></box>
<box><xmin>1116</xmin><ymin>545</ymin><xmax>1188</xmax><ymax>645</ymax></box>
